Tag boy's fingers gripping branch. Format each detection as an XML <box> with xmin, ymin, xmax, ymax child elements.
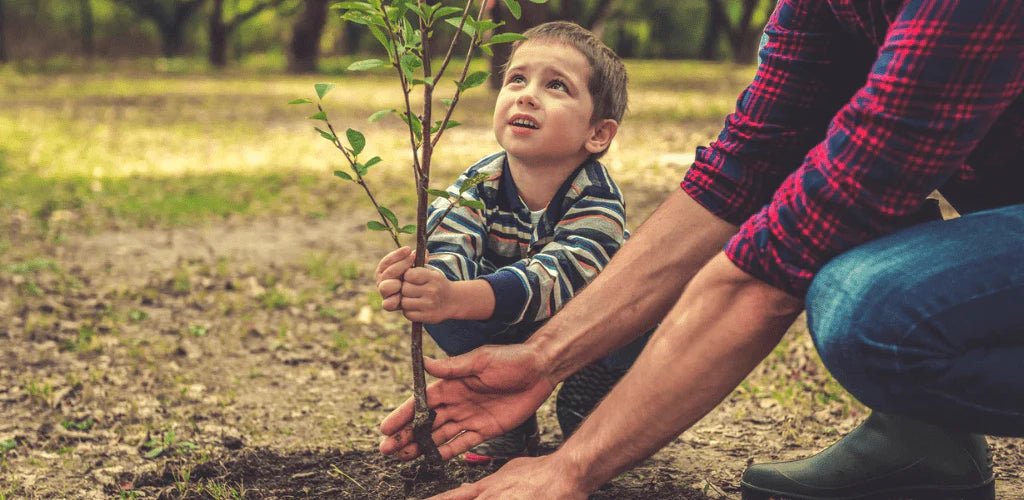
<box><xmin>376</xmin><ymin>247</ymin><xmax>415</xmax><ymax>312</ymax></box>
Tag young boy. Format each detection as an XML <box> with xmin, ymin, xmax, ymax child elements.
<box><xmin>375</xmin><ymin>21</ymin><xmax>647</xmax><ymax>464</ymax></box>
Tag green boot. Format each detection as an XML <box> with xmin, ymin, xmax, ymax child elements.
<box><xmin>741</xmin><ymin>413</ymin><xmax>994</xmax><ymax>499</ymax></box>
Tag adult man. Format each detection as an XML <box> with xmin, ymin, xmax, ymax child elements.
<box><xmin>378</xmin><ymin>1</ymin><xmax>1024</xmax><ymax>498</ymax></box>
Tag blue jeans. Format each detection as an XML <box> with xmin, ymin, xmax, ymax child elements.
<box><xmin>426</xmin><ymin>318</ymin><xmax>651</xmax><ymax>372</ymax></box>
<box><xmin>807</xmin><ymin>204</ymin><xmax>1024</xmax><ymax>436</ymax></box>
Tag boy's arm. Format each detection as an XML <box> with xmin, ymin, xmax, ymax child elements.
<box><xmin>478</xmin><ymin>187</ymin><xmax>625</xmax><ymax>325</ymax></box>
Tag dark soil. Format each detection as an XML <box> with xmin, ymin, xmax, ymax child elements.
<box><xmin>2</xmin><ymin>216</ymin><xmax>1022</xmax><ymax>499</ymax></box>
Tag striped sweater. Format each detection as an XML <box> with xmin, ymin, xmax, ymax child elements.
<box><xmin>426</xmin><ymin>151</ymin><xmax>627</xmax><ymax>326</ymax></box>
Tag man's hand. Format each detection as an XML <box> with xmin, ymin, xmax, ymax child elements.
<box><xmin>375</xmin><ymin>246</ymin><xmax>415</xmax><ymax>312</ymax></box>
<box><xmin>427</xmin><ymin>455</ymin><xmax>588</xmax><ymax>500</ymax></box>
<box><xmin>398</xmin><ymin>266</ymin><xmax>456</xmax><ymax>324</ymax></box>
<box><xmin>379</xmin><ymin>343</ymin><xmax>556</xmax><ymax>461</ymax></box>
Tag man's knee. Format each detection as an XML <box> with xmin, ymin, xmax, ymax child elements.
<box><xmin>806</xmin><ymin>249</ymin><xmax>915</xmax><ymax>405</ymax></box>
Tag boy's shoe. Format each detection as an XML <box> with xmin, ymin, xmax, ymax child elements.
<box><xmin>740</xmin><ymin>412</ymin><xmax>994</xmax><ymax>500</ymax></box>
<box><xmin>462</xmin><ymin>414</ymin><xmax>540</xmax><ymax>465</ymax></box>
<box><xmin>555</xmin><ymin>362</ymin><xmax>629</xmax><ymax>439</ymax></box>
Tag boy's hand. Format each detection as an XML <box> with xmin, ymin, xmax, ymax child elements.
<box><xmin>398</xmin><ymin>267</ymin><xmax>456</xmax><ymax>324</ymax></box>
<box><xmin>375</xmin><ymin>246</ymin><xmax>415</xmax><ymax>312</ymax></box>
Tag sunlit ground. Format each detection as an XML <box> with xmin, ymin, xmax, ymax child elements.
<box><xmin>0</xmin><ymin>58</ymin><xmax>754</xmax><ymax>232</ymax></box>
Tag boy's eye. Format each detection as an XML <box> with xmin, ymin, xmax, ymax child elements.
<box><xmin>507</xmin><ymin>74</ymin><xmax>526</xmax><ymax>85</ymax></box>
<box><xmin>548</xmin><ymin>79</ymin><xmax>569</xmax><ymax>92</ymax></box>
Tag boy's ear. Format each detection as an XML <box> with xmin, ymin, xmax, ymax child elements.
<box><xmin>584</xmin><ymin>119</ymin><xmax>619</xmax><ymax>155</ymax></box>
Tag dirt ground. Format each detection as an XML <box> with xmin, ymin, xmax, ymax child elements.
<box><xmin>2</xmin><ymin>214</ymin><xmax>1022</xmax><ymax>499</ymax></box>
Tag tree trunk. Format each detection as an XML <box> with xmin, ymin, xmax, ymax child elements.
<box><xmin>699</xmin><ymin>0</ymin><xmax>725</xmax><ymax>60</ymax></box>
<box><xmin>209</xmin><ymin>0</ymin><xmax>228</xmax><ymax>67</ymax></box>
<box><xmin>79</xmin><ymin>0</ymin><xmax>95</xmax><ymax>57</ymax></box>
<box><xmin>287</xmin><ymin>0</ymin><xmax>328</xmax><ymax>73</ymax></box>
<box><xmin>725</xmin><ymin>0</ymin><xmax>760</xmax><ymax>64</ymax></box>
<box><xmin>0</xmin><ymin>0</ymin><xmax>6</xmax><ymax>63</ymax></box>
<box><xmin>488</xmin><ymin>2</ymin><xmax>560</xmax><ymax>89</ymax></box>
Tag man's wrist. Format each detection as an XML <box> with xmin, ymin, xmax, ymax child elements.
<box><xmin>549</xmin><ymin>445</ymin><xmax>601</xmax><ymax>494</ymax></box>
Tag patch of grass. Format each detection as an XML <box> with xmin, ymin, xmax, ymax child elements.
<box><xmin>259</xmin><ymin>288</ymin><xmax>292</xmax><ymax>310</ymax></box>
<box><xmin>0</xmin><ymin>438</ymin><xmax>16</xmax><ymax>455</ymax></box>
<box><xmin>203</xmin><ymin>481</ymin><xmax>246</xmax><ymax>500</ymax></box>
<box><xmin>4</xmin><ymin>258</ymin><xmax>60</xmax><ymax>275</ymax></box>
<box><xmin>23</xmin><ymin>380</ymin><xmax>54</xmax><ymax>407</ymax></box>
<box><xmin>127</xmin><ymin>309</ymin><xmax>148</xmax><ymax>322</ymax></box>
<box><xmin>331</xmin><ymin>331</ymin><xmax>351</xmax><ymax>353</ymax></box>
<box><xmin>62</xmin><ymin>325</ymin><xmax>98</xmax><ymax>353</ymax></box>
<box><xmin>60</xmin><ymin>417</ymin><xmax>95</xmax><ymax>432</ymax></box>
<box><xmin>142</xmin><ymin>428</ymin><xmax>196</xmax><ymax>459</ymax></box>
<box><xmin>188</xmin><ymin>325</ymin><xmax>209</xmax><ymax>337</ymax></box>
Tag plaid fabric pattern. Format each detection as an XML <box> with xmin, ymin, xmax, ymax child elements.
<box><xmin>681</xmin><ymin>0</ymin><xmax>1024</xmax><ymax>296</ymax></box>
<box><xmin>427</xmin><ymin>152</ymin><xmax>626</xmax><ymax>325</ymax></box>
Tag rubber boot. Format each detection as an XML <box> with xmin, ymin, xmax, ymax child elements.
<box><xmin>741</xmin><ymin>412</ymin><xmax>994</xmax><ymax>499</ymax></box>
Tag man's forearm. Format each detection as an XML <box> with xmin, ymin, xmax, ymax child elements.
<box><xmin>529</xmin><ymin>189</ymin><xmax>737</xmax><ymax>382</ymax></box>
<box><xmin>557</xmin><ymin>254</ymin><xmax>804</xmax><ymax>492</ymax></box>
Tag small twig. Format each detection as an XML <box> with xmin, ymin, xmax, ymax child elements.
<box><xmin>321</xmin><ymin>103</ymin><xmax>401</xmax><ymax>247</ymax></box>
<box><xmin>424</xmin><ymin>198</ymin><xmax>458</xmax><ymax>241</ymax></box>
<box><xmin>330</xmin><ymin>464</ymin><xmax>367</xmax><ymax>491</ymax></box>
<box><xmin>433</xmin><ymin>0</ymin><xmax>474</xmax><ymax>84</ymax></box>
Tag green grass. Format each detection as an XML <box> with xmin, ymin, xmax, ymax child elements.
<box><xmin>0</xmin><ymin>60</ymin><xmax>751</xmax><ymax>235</ymax></box>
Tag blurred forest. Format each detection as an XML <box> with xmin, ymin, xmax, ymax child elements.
<box><xmin>0</xmin><ymin>0</ymin><xmax>774</xmax><ymax>72</ymax></box>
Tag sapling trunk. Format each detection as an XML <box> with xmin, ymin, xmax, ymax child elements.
<box><xmin>294</xmin><ymin>0</ymin><xmax>544</xmax><ymax>469</ymax></box>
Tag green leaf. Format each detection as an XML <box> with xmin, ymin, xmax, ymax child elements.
<box><xmin>441</xmin><ymin>98</ymin><xmax>454</xmax><ymax>108</ymax></box>
<box><xmin>364</xmin><ymin>156</ymin><xmax>382</xmax><ymax>169</ymax></box>
<box><xmin>476</xmin><ymin>20</ymin><xmax>500</xmax><ymax>34</ymax></box>
<box><xmin>445</xmin><ymin>17</ymin><xmax>476</xmax><ymax>37</ymax></box>
<box><xmin>144</xmin><ymin>446</ymin><xmax>165</xmax><ymax>459</ymax></box>
<box><xmin>480</xmin><ymin>44</ymin><xmax>494</xmax><ymax>57</ymax></box>
<box><xmin>288</xmin><ymin>98</ymin><xmax>313</xmax><ymax>105</ymax></box>
<box><xmin>427</xmin><ymin>188</ymin><xmax>451</xmax><ymax>198</ymax></box>
<box><xmin>401</xmin><ymin>112</ymin><xmax>423</xmax><ymax>142</ymax></box>
<box><xmin>527</xmin><ymin>0</ymin><xmax>547</xmax><ymax>3</ymax></box>
<box><xmin>334</xmin><ymin>170</ymin><xmax>353</xmax><ymax>181</ymax></box>
<box><xmin>459</xmin><ymin>172</ymin><xmax>490</xmax><ymax>193</ymax></box>
<box><xmin>333</xmin><ymin>1</ymin><xmax>375</xmax><ymax>12</ymax></box>
<box><xmin>412</xmin><ymin>77</ymin><xmax>435</xmax><ymax>86</ymax></box>
<box><xmin>354</xmin><ymin>163</ymin><xmax>367</xmax><ymax>176</ymax></box>
<box><xmin>368</xmin><ymin>25</ymin><xmax>393</xmax><ymax>57</ymax></box>
<box><xmin>378</xmin><ymin>206</ymin><xmax>399</xmax><ymax>228</ymax></box>
<box><xmin>314</xmin><ymin>127</ymin><xmax>336</xmax><ymax>142</ymax></box>
<box><xmin>346</xmin><ymin>129</ymin><xmax>366</xmax><ymax>155</ymax></box>
<box><xmin>400</xmin><ymin>53</ymin><xmax>422</xmax><ymax>81</ymax></box>
<box><xmin>460</xmin><ymin>199</ymin><xmax>485</xmax><ymax>211</ymax></box>
<box><xmin>309</xmin><ymin>111</ymin><xmax>327</xmax><ymax>121</ymax></box>
<box><xmin>431</xmin><ymin>120</ymin><xmax>461</xmax><ymax>133</ymax></box>
<box><xmin>399</xmin><ymin>224</ymin><xmax>417</xmax><ymax>234</ymax></box>
<box><xmin>347</xmin><ymin>59</ymin><xmax>386</xmax><ymax>71</ymax></box>
<box><xmin>502</xmin><ymin>0</ymin><xmax>521</xmax><ymax>19</ymax></box>
<box><xmin>315</xmin><ymin>83</ymin><xmax>335</xmax><ymax>100</ymax></box>
<box><xmin>433</xmin><ymin>6</ymin><xmax>463</xmax><ymax>21</ymax></box>
<box><xmin>367</xmin><ymin>220</ymin><xmax>388</xmax><ymax>231</ymax></box>
<box><xmin>458</xmin><ymin>71</ymin><xmax>490</xmax><ymax>91</ymax></box>
<box><xmin>485</xmin><ymin>33</ymin><xmax>528</xmax><ymax>46</ymax></box>
<box><xmin>369</xmin><ymin>109</ymin><xmax>394</xmax><ymax>122</ymax></box>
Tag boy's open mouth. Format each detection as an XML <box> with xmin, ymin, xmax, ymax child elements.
<box><xmin>509</xmin><ymin>116</ymin><xmax>539</xmax><ymax>129</ymax></box>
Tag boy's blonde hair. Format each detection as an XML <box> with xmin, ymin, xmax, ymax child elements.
<box><xmin>507</xmin><ymin>21</ymin><xmax>629</xmax><ymax>126</ymax></box>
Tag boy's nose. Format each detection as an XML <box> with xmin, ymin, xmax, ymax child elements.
<box><xmin>516</xmin><ymin>92</ymin><xmax>539</xmax><ymax>108</ymax></box>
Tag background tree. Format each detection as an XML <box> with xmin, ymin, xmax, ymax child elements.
<box><xmin>699</xmin><ymin>0</ymin><xmax>773</xmax><ymax>62</ymax></box>
<box><xmin>115</xmin><ymin>0</ymin><xmax>207</xmax><ymax>57</ymax></box>
<box><xmin>488</xmin><ymin>0</ymin><xmax>617</xmax><ymax>89</ymax></box>
<box><xmin>287</xmin><ymin>0</ymin><xmax>328</xmax><ymax>73</ymax></box>
<box><xmin>79</xmin><ymin>0</ymin><xmax>95</xmax><ymax>57</ymax></box>
<box><xmin>209</xmin><ymin>0</ymin><xmax>287</xmax><ymax>67</ymax></box>
<box><xmin>0</xmin><ymin>0</ymin><xmax>7</xmax><ymax>63</ymax></box>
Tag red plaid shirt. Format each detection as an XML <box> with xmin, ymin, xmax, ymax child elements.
<box><xmin>682</xmin><ymin>0</ymin><xmax>1024</xmax><ymax>296</ymax></box>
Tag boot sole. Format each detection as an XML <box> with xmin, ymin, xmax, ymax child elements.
<box><xmin>740</xmin><ymin>477</ymin><xmax>995</xmax><ymax>500</ymax></box>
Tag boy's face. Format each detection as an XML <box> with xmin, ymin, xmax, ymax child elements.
<box><xmin>493</xmin><ymin>40</ymin><xmax>604</xmax><ymax>167</ymax></box>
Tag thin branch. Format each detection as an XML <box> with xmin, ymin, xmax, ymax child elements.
<box><xmin>424</xmin><ymin>199</ymin><xmax>458</xmax><ymax>240</ymax></box>
<box><xmin>430</xmin><ymin>0</ymin><xmax>487</xmax><ymax>149</ymax></box>
<box><xmin>320</xmin><ymin>103</ymin><xmax>401</xmax><ymax>247</ymax></box>
<box><xmin>433</xmin><ymin>0</ymin><xmax>474</xmax><ymax>86</ymax></box>
<box><xmin>379</xmin><ymin>4</ymin><xmax>424</xmax><ymax>183</ymax></box>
